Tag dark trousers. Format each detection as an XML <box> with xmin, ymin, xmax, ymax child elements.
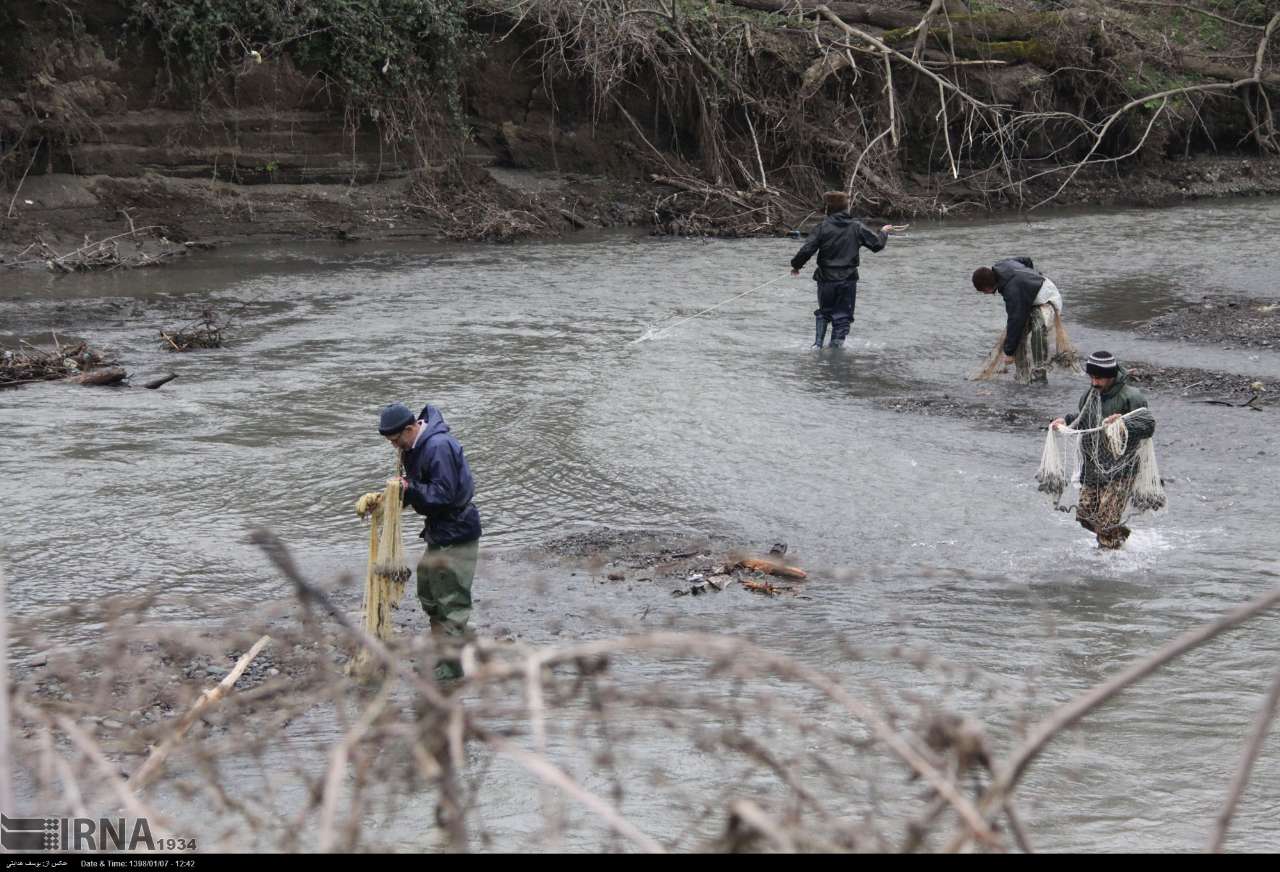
<box><xmin>815</xmin><ymin>280</ymin><xmax>857</xmax><ymax>344</ymax></box>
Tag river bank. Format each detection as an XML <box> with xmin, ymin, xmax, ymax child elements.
<box><xmin>6</xmin><ymin>154</ymin><xmax>1280</xmax><ymax>267</ymax></box>
<box><xmin>5</xmin><ymin>1</ymin><xmax>1280</xmax><ymax>263</ymax></box>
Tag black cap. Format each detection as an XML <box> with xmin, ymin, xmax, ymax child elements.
<box><xmin>1085</xmin><ymin>351</ymin><xmax>1119</xmax><ymax>377</ymax></box>
<box><xmin>378</xmin><ymin>402</ymin><xmax>416</xmax><ymax>436</ymax></box>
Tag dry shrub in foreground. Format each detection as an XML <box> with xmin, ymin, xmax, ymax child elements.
<box><xmin>4</xmin><ymin>535</ymin><xmax>1279</xmax><ymax>852</ymax></box>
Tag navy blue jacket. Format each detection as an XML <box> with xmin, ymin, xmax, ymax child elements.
<box><xmin>992</xmin><ymin>257</ymin><xmax>1047</xmax><ymax>356</ymax></box>
<box><xmin>791</xmin><ymin>212</ymin><xmax>887</xmax><ymax>282</ymax></box>
<box><xmin>399</xmin><ymin>405</ymin><xmax>482</xmax><ymax>546</ymax></box>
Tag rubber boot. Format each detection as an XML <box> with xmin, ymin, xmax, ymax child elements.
<box><xmin>812</xmin><ymin>317</ymin><xmax>828</xmax><ymax>349</ymax></box>
<box><xmin>430</xmin><ymin>622</ymin><xmax>464</xmax><ymax>682</ymax></box>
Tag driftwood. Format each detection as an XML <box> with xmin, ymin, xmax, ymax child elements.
<box><xmin>129</xmin><ymin>635</ymin><xmax>271</xmax><ymax>791</ymax></box>
<box><xmin>741</xmin><ymin>578</ymin><xmax>783</xmax><ymax>596</ymax></box>
<box><xmin>71</xmin><ymin>366</ymin><xmax>126</xmax><ymax>386</ymax></box>
<box><xmin>1</xmin><ymin>334</ymin><xmax>119</xmax><ymax>387</ymax></box>
<box><xmin>736</xmin><ymin>557</ymin><xmax>808</xmax><ymax>580</ymax></box>
<box><xmin>558</xmin><ymin>208</ymin><xmax>587</xmax><ymax>229</ymax></box>
<box><xmin>160</xmin><ymin>310</ymin><xmax>225</xmax><ymax>351</ymax></box>
<box><xmin>726</xmin><ymin>0</ymin><xmax>918</xmax><ymax>29</ymax></box>
<box><xmin>141</xmin><ymin>373</ymin><xmax>179</xmax><ymax>390</ymax></box>
<box><xmin>24</xmin><ymin>229</ymin><xmax>188</xmax><ymax>273</ymax></box>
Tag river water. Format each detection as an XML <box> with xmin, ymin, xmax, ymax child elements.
<box><xmin>3</xmin><ymin>197</ymin><xmax>1280</xmax><ymax>851</ymax></box>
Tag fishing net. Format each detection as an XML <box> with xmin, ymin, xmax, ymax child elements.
<box><xmin>349</xmin><ymin>477</ymin><xmax>411</xmax><ymax>677</ymax></box>
<box><xmin>1035</xmin><ymin>398</ymin><xmax>1166</xmax><ymax>524</ymax></box>
<box><xmin>970</xmin><ymin>305</ymin><xmax>1082</xmax><ymax>382</ymax></box>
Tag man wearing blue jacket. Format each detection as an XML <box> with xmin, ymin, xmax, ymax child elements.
<box><xmin>378</xmin><ymin>401</ymin><xmax>482</xmax><ymax>682</ymax></box>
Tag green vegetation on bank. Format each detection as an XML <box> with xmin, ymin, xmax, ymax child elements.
<box><xmin>128</xmin><ymin>0</ymin><xmax>477</xmax><ymax>133</ymax></box>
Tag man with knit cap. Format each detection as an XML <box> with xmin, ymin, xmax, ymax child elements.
<box><xmin>378</xmin><ymin>401</ymin><xmax>482</xmax><ymax>681</ymax></box>
<box><xmin>1050</xmin><ymin>351</ymin><xmax>1156</xmax><ymax>549</ymax></box>
<box><xmin>790</xmin><ymin>191</ymin><xmax>898</xmax><ymax>349</ymax></box>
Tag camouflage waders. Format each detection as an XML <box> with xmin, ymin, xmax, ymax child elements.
<box><xmin>416</xmin><ymin>539</ymin><xmax>479</xmax><ymax>681</ymax></box>
<box><xmin>1076</xmin><ymin>480</ymin><xmax>1133</xmax><ymax>549</ymax></box>
<box><xmin>1014</xmin><ymin>305</ymin><xmax>1053</xmax><ymax>385</ymax></box>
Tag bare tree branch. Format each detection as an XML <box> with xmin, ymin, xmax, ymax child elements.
<box><xmin>950</xmin><ymin>582</ymin><xmax>1280</xmax><ymax>853</ymax></box>
<box><xmin>1208</xmin><ymin>663</ymin><xmax>1280</xmax><ymax>853</ymax></box>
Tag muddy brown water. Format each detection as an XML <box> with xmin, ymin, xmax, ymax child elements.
<box><xmin>3</xmin><ymin>199</ymin><xmax>1280</xmax><ymax>851</ymax></box>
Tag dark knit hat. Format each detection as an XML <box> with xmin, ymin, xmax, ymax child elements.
<box><xmin>1085</xmin><ymin>350</ymin><xmax>1119</xmax><ymax>377</ymax></box>
<box><xmin>378</xmin><ymin>402</ymin><xmax>416</xmax><ymax>436</ymax></box>
<box><xmin>823</xmin><ymin>190</ymin><xmax>849</xmax><ymax>211</ymax></box>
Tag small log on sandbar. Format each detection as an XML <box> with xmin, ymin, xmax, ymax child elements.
<box><xmin>736</xmin><ymin>557</ymin><xmax>808</xmax><ymax>580</ymax></box>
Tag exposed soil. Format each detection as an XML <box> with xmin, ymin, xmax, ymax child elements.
<box><xmin>4</xmin><ymin>1</ymin><xmax>1280</xmax><ymax>263</ymax></box>
<box><xmin>0</xmin><ymin>170</ymin><xmax>654</xmax><ymax>264</ymax></box>
<box><xmin>875</xmin><ymin>392</ymin><xmax>1056</xmax><ymax>430</ymax></box>
<box><xmin>1138</xmin><ymin>296</ymin><xmax>1280</xmax><ymax>350</ymax></box>
<box><xmin>1126</xmin><ymin>361</ymin><xmax>1273</xmax><ymax>408</ymax></box>
<box><xmin>539</xmin><ymin>526</ymin><xmax>810</xmax><ymax>597</ymax></box>
<box><xmin>875</xmin><ymin>358</ymin><xmax>1276</xmax><ymax>428</ymax></box>
<box><xmin>5</xmin><ymin>155</ymin><xmax>1280</xmax><ymax>265</ymax></box>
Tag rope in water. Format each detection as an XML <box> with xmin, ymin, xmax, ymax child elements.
<box><xmin>631</xmin><ymin>274</ymin><xmax>789</xmax><ymax>343</ymax></box>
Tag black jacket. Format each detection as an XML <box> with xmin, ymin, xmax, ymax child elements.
<box><xmin>993</xmin><ymin>257</ymin><xmax>1047</xmax><ymax>356</ymax></box>
<box><xmin>400</xmin><ymin>404</ymin><xmax>482</xmax><ymax>546</ymax></box>
<box><xmin>791</xmin><ymin>212</ymin><xmax>887</xmax><ymax>282</ymax></box>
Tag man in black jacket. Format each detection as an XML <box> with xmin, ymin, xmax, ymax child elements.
<box><xmin>972</xmin><ymin>257</ymin><xmax>1064</xmax><ymax>384</ymax></box>
<box><xmin>379</xmin><ymin>401</ymin><xmax>482</xmax><ymax>682</ymax></box>
<box><xmin>790</xmin><ymin>191</ymin><xmax>897</xmax><ymax>349</ymax></box>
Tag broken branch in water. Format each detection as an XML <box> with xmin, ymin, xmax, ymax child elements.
<box><xmin>129</xmin><ymin>635</ymin><xmax>271</xmax><ymax>790</ymax></box>
<box><xmin>160</xmin><ymin>310</ymin><xmax>225</xmax><ymax>351</ymax></box>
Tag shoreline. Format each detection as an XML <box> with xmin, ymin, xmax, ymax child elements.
<box><xmin>5</xmin><ymin>156</ymin><xmax>1280</xmax><ymax>267</ymax></box>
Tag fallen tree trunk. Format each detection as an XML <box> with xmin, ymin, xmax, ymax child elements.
<box><xmin>879</xmin><ymin>11</ymin><xmax>1075</xmax><ymax>44</ymax></box>
<box><xmin>1181</xmin><ymin>57</ymin><xmax>1280</xmax><ymax>87</ymax></box>
<box><xmin>71</xmin><ymin>366</ymin><xmax>126</xmax><ymax>386</ymax></box>
<box><xmin>727</xmin><ymin>0</ymin><xmax>919</xmax><ymax>30</ymax></box>
<box><xmin>730</xmin><ymin>1</ymin><xmax>1071</xmax><ymax>42</ymax></box>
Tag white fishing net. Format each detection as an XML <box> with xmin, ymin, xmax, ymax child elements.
<box><xmin>1035</xmin><ymin>393</ymin><xmax>1166</xmax><ymax>519</ymax></box>
<box><xmin>971</xmin><ymin>304</ymin><xmax>1082</xmax><ymax>382</ymax></box>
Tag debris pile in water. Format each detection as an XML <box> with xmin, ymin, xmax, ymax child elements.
<box><xmin>1</xmin><ymin>334</ymin><xmax>118</xmax><ymax>387</ymax></box>
<box><xmin>671</xmin><ymin>555</ymin><xmax>808</xmax><ymax>598</ymax></box>
<box><xmin>160</xmin><ymin>309</ymin><xmax>225</xmax><ymax>351</ymax></box>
